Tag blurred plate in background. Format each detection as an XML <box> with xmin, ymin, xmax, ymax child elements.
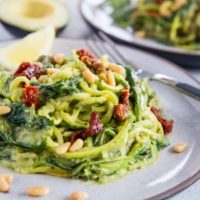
<box><xmin>80</xmin><ymin>0</ymin><xmax>200</xmax><ymax>68</ymax></box>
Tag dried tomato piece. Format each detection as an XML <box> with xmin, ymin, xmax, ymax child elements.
<box><xmin>76</xmin><ymin>49</ymin><xmax>95</xmax><ymax>59</ymax></box>
<box><xmin>77</xmin><ymin>49</ymin><xmax>95</xmax><ymax>68</ymax></box>
<box><xmin>70</xmin><ymin>130</ymin><xmax>85</xmax><ymax>144</ymax></box>
<box><xmin>14</xmin><ymin>62</ymin><xmax>47</xmax><ymax>79</ymax></box>
<box><xmin>151</xmin><ymin>107</ymin><xmax>174</xmax><ymax>134</ymax></box>
<box><xmin>71</xmin><ymin>112</ymin><xmax>103</xmax><ymax>143</ymax></box>
<box><xmin>92</xmin><ymin>60</ymin><xmax>104</xmax><ymax>73</ymax></box>
<box><xmin>83</xmin><ymin>112</ymin><xmax>103</xmax><ymax>137</ymax></box>
<box><xmin>120</xmin><ymin>88</ymin><xmax>130</xmax><ymax>106</ymax></box>
<box><xmin>114</xmin><ymin>88</ymin><xmax>130</xmax><ymax>121</ymax></box>
<box><xmin>147</xmin><ymin>10</ymin><xmax>160</xmax><ymax>17</ymax></box>
<box><xmin>23</xmin><ymin>86</ymin><xmax>39</xmax><ymax>109</ymax></box>
<box><xmin>76</xmin><ymin>49</ymin><xmax>105</xmax><ymax>73</ymax></box>
<box><xmin>113</xmin><ymin>104</ymin><xmax>129</xmax><ymax>121</ymax></box>
<box><xmin>80</xmin><ymin>56</ymin><xmax>94</xmax><ymax>68</ymax></box>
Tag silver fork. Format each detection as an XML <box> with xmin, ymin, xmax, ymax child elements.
<box><xmin>87</xmin><ymin>31</ymin><xmax>200</xmax><ymax>101</ymax></box>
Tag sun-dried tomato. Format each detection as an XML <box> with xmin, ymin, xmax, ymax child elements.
<box><xmin>92</xmin><ymin>60</ymin><xmax>104</xmax><ymax>73</ymax></box>
<box><xmin>151</xmin><ymin>107</ymin><xmax>174</xmax><ymax>134</ymax></box>
<box><xmin>77</xmin><ymin>49</ymin><xmax>95</xmax><ymax>68</ymax></box>
<box><xmin>113</xmin><ymin>104</ymin><xmax>129</xmax><ymax>122</ymax></box>
<box><xmin>120</xmin><ymin>88</ymin><xmax>130</xmax><ymax>106</ymax></box>
<box><xmin>114</xmin><ymin>88</ymin><xmax>130</xmax><ymax>121</ymax></box>
<box><xmin>23</xmin><ymin>86</ymin><xmax>39</xmax><ymax>109</ymax></box>
<box><xmin>147</xmin><ymin>10</ymin><xmax>160</xmax><ymax>17</ymax></box>
<box><xmin>76</xmin><ymin>49</ymin><xmax>95</xmax><ymax>59</ymax></box>
<box><xmin>14</xmin><ymin>62</ymin><xmax>47</xmax><ymax>79</ymax></box>
<box><xmin>76</xmin><ymin>49</ymin><xmax>105</xmax><ymax>73</ymax></box>
<box><xmin>71</xmin><ymin>112</ymin><xmax>103</xmax><ymax>143</ymax></box>
<box><xmin>80</xmin><ymin>55</ymin><xmax>94</xmax><ymax>67</ymax></box>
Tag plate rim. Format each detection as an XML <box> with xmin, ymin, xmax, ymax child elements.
<box><xmin>0</xmin><ymin>38</ymin><xmax>200</xmax><ymax>200</ymax></box>
<box><xmin>80</xmin><ymin>0</ymin><xmax>200</xmax><ymax>57</ymax></box>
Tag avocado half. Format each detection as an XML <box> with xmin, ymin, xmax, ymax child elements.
<box><xmin>0</xmin><ymin>0</ymin><xmax>69</xmax><ymax>31</ymax></box>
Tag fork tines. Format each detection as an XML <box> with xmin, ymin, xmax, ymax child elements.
<box><xmin>86</xmin><ymin>31</ymin><xmax>139</xmax><ymax>70</ymax></box>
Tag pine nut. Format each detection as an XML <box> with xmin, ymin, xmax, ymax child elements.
<box><xmin>0</xmin><ymin>106</ymin><xmax>11</xmax><ymax>115</ymax></box>
<box><xmin>135</xmin><ymin>31</ymin><xmax>146</xmax><ymax>38</ymax></box>
<box><xmin>38</xmin><ymin>75</ymin><xmax>47</xmax><ymax>83</ymax></box>
<box><xmin>0</xmin><ymin>173</ymin><xmax>13</xmax><ymax>183</ymax></box>
<box><xmin>101</xmin><ymin>55</ymin><xmax>109</xmax><ymax>68</ymax></box>
<box><xmin>81</xmin><ymin>68</ymin><xmax>96</xmax><ymax>84</ymax></box>
<box><xmin>70</xmin><ymin>192</ymin><xmax>89</xmax><ymax>200</ymax></box>
<box><xmin>53</xmin><ymin>54</ymin><xmax>65</xmax><ymax>64</ymax></box>
<box><xmin>55</xmin><ymin>142</ymin><xmax>71</xmax><ymax>154</ymax></box>
<box><xmin>109</xmin><ymin>64</ymin><xmax>125</xmax><ymax>75</ymax></box>
<box><xmin>99</xmin><ymin>72</ymin><xmax>107</xmax><ymax>82</ymax></box>
<box><xmin>26</xmin><ymin>186</ymin><xmax>49</xmax><ymax>197</ymax></box>
<box><xmin>69</xmin><ymin>139</ymin><xmax>84</xmax><ymax>152</ymax></box>
<box><xmin>47</xmin><ymin>68</ymin><xmax>58</xmax><ymax>75</ymax></box>
<box><xmin>0</xmin><ymin>177</ymin><xmax>10</xmax><ymax>193</ymax></box>
<box><xmin>172</xmin><ymin>143</ymin><xmax>188</xmax><ymax>153</ymax></box>
<box><xmin>107</xmin><ymin>69</ymin><xmax>116</xmax><ymax>86</ymax></box>
<box><xmin>159</xmin><ymin>2</ymin><xmax>173</xmax><ymax>17</ymax></box>
<box><xmin>173</xmin><ymin>0</ymin><xmax>187</xmax><ymax>11</ymax></box>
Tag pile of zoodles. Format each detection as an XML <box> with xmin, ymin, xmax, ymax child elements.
<box><xmin>0</xmin><ymin>49</ymin><xmax>173</xmax><ymax>183</ymax></box>
<box><xmin>107</xmin><ymin>0</ymin><xmax>200</xmax><ymax>50</ymax></box>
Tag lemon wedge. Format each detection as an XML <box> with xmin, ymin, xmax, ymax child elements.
<box><xmin>0</xmin><ymin>25</ymin><xmax>55</xmax><ymax>72</ymax></box>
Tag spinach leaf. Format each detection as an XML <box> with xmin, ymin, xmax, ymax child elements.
<box><xmin>0</xmin><ymin>69</ymin><xmax>12</xmax><ymax>99</ymax></box>
<box><xmin>1</xmin><ymin>103</ymin><xmax>53</xmax><ymax>149</ymax></box>
<box><xmin>0</xmin><ymin>145</ymin><xmax>12</xmax><ymax>161</ymax></box>
<box><xmin>157</xmin><ymin>137</ymin><xmax>170</xmax><ymax>151</ymax></box>
<box><xmin>134</xmin><ymin>147</ymin><xmax>150</xmax><ymax>161</ymax></box>
<box><xmin>5</xmin><ymin>103</ymin><xmax>28</xmax><ymax>126</ymax></box>
<box><xmin>125</xmin><ymin>67</ymin><xmax>141</xmax><ymax>121</ymax></box>
<box><xmin>32</xmin><ymin>77</ymin><xmax>82</xmax><ymax>100</ymax></box>
<box><xmin>5</xmin><ymin>103</ymin><xmax>53</xmax><ymax>130</ymax></box>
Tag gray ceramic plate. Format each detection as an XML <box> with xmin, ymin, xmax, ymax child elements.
<box><xmin>80</xmin><ymin>0</ymin><xmax>200</xmax><ymax>68</ymax></box>
<box><xmin>0</xmin><ymin>38</ymin><xmax>200</xmax><ymax>200</ymax></box>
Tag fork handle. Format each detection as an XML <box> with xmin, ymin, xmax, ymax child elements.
<box><xmin>151</xmin><ymin>74</ymin><xmax>200</xmax><ymax>101</ymax></box>
<box><xmin>175</xmin><ymin>82</ymin><xmax>200</xmax><ymax>101</ymax></box>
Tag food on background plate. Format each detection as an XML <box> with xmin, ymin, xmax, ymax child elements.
<box><xmin>0</xmin><ymin>0</ymin><xmax>69</xmax><ymax>31</ymax></box>
<box><xmin>0</xmin><ymin>48</ymin><xmax>173</xmax><ymax>183</ymax></box>
<box><xmin>107</xmin><ymin>0</ymin><xmax>200</xmax><ymax>50</ymax></box>
<box><xmin>0</xmin><ymin>26</ymin><xmax>55</xmax><ymax>72</ymax></box>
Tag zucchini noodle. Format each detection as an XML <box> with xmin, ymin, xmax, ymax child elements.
<box><xmin>0</xmin><ymin>49</ymin><xmax>171</xmax><ymax>183</ymax></box>
<box><xmin>10</xmin><ymin>76</ymin><xmax>30</xmax><ymax>103</ymax></box>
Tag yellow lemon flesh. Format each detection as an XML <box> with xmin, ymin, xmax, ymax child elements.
<box><xmin>0</xmin><ymin>26</ymin><xmax>55</xmax><ymax>72</ymax></box>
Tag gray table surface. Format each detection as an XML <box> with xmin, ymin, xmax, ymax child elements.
<box><xmin>0</xmin><ymin>0</ymin><xmax>200</xmax><ymax>199</ymax></box>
